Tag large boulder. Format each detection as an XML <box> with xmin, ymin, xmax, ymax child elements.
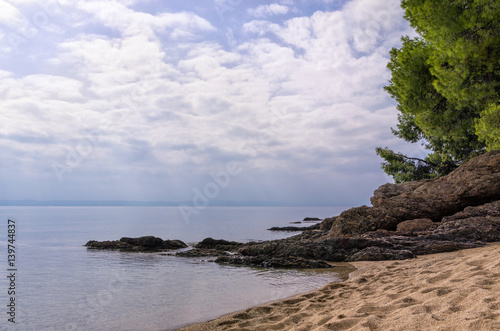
<box><xmin>329</xmin><ymin>206</ymin><xmax>397</xmax><ymax>237</ymax></box>
<box><xmin>396</xmin><ymin>218</ymin><xmax>435</xmax><ymax>233</ymax></box>
<box><xmin>329</xmin><ymin>151</ymin><xmax>500</xmax><ymax>237</ymax></box>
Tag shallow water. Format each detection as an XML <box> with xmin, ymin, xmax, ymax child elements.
<box><xmin>0</xmin><ymin>206</ymin><xmax>349</xmax><ymax>330</ymax></box>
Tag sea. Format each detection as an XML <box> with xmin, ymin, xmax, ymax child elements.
<box><xmin>0</xmin><ymin>206</ymin><xmax>350</xmax><ymax>331</ymax></box>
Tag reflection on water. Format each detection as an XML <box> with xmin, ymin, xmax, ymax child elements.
<box><xmin>22</xmin><ymin>250</ymin><xmax>348</xmax><ymax>331</ymax></box>
<box><xmin>11</xmin><ymin>248</ymin><xmax>352</xmax><ymax>331</ymax></box>
<box><xmin>0</xmin><ymin>206</ymin><xmax>351</xmax><ymax>330</ymax></box>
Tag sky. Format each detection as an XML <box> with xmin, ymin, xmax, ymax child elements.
<box><xmin>0</xmin><ymin>0</ymin><xmax>422</xmax><ymax>207</ymax></box>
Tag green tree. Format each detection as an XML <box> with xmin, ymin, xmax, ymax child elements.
<box><xmin>375</xmin><ymin>147</ymin><xmax>457</xmax><ymax>183</ymax></box>
<box><xmin>378</xmin><ymin>0</ymin><xmax>499</xmax><ymax>182</ymax></box>
<box><xmin>403</xmin><ymin>0</ymin><xmax>500</xmax><ymax>111</ymax></box>
<box><xmin>475</xmin><ymin>103</ymin><xmax>500</xmax><ymax>150</ymax></box>
<box><xmin>379</xmin><ymin>37</ymin><xmax>484</xmax><ymax>181</ymax></box>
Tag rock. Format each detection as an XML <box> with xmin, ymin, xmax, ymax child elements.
<box><xmin>163</xmin><ymin>239</ymin><xmax>189</xmax><ymax>250</ymax></box>
<box><xmin>175</xmin><ymin>201</ymin><xmax>496</xmax><ymax>266</ymax></box>
<box><xmin>348</xmin><ymin>247</ymin><xmax>415</xmax><ymax>261</ymax></box>
<box><xmin>329</xmin><ymin>151</ymin><xmax>500</xmax><ymax>236</ymax></box>
<box><xmin>167</xmin><ymin>152</ymin><xmax>500</xmax><ymax>268</ymax></box>
<box><xmin>195</xmin><ymin>238</ymin><xmax>244</xmax><ymax>250</ymax></box>
<box><xmin>268</xmin><ymin>223</ymin><xmax>320</xmax><ymax>232</ymax></box>
<box><xmin>85</xmin><ymin>236</ymin><xmax>187</xmax><ymax>252</ymax></box>
<box><xmin>374</xmin><ymin>151</ymin><xmax>500</xmax><ymax>217</ymax></box>
<box><xmin>85</xmin><ymin>240</ymin><xmax>126</xmax><ymax>250</ymax></box>
<box><xmin>431</xmin><ymin>217</ymin><xmax>500</xmax><ymax>242</ymax></box>
<box><xmin>303</xmin><ymin>217</ymin><xmax>321</xmax><ymax>221</ymax></box>
<box><xmin>329</xmin><ymin>206</ymin><xmax>398</xmax><ymax>237</ymax></box>
<box><xmin>442</xmin><ymin>200</ymin><xmax>500</xmax><ymax>220</ymax></box>
<box><xmin>176</xmin><ymin>248</ymin><xmax>230</xmax><ymax>258</ymax></box>
<box><xmin>396</xmin><ymin>218</ymin><xmax>435</xmax><ymax>233</ymax></box>
<box><xmin>238</xmin><ymin>241</ymin><xmax>280</xmax><ymax>256</ymax></box>
<box><xmin>119</xmin><ymin>237</ymin><xmax>136</xmax><ymax>244</ymax></box>
<box><xmin>122</xmin><ymin>236</ymin><xmax>163</xmax><ymax>248</ymax></box>
<box><xmin>268</xmin><ymin>226</ymin><xmax>306</xmax><ymax>232</ymax></box>
<box><xmin>370</xmin><ymin>180</ymin><xmax>429</xmax><ymax>207</ymax></box>
<box><xmin>216</xmin><ymin>255</ymin><xmax>333</xmax><ymax>269</ymax></box>
<box><xmin>319</xmin><ymin>217</ymin><xmax>336</xmax><ymax>231</ymax></box>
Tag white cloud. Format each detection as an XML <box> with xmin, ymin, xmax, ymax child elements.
<box><xmin>248</xmin><ymin>4</ymin><xmax>289</xmax><ymax>18</ymax></box>
<box><xmin>0</xmin><ymin>69</ymin><xmax>12</xmax><ymax>79</ymax></box>
<box><xmin>53</xmin><ymin>33</ymin><xmax>170</xmax><ymax>97</ymax></box>
<box><xmin>3</xmin><ymin>74</ymin><xmax>83</xmax><ymax>101</ymax></box>
<box><xmin>0</xmin><ymin>0</ymin><xmax>415</xmax><ymax>203</ymax></box>
<box><xmin>343</xmin><ymin>0</ymin><xmax>406</xmax><ymax>52</ymax></box>
<box><xmin>0</xmin><ymin>0</ymin><xmax>27</xmax><ymax>29</ymax></box>
<box><xmin>76</xmin><ymin>1</ymin><xmax>215</xmax><ymax>38</ymax></box>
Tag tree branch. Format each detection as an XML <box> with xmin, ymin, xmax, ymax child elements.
<box><xmin>400</xmin><ymin>154</ymin><xmax>438</xmax><ymax>167</ymax></box>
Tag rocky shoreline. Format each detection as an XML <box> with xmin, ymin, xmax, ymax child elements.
<box><xmin>85</xmin><ymin>151</ymin><xmax>500</xmax><ymax>268</ymax></box>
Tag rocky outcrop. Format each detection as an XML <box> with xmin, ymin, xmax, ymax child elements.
<box><xmin>319</xmin><ymin>217</ymin><xmax>336</xmax><ymax>231</ymax></box>
<box><xmin>430</xmin><ymin>201</ymin><xmax>500</xmax><ymax>242</ymax></box>
<box><xmin>329</xmin><ymin>151</ymin><xmax>500</xmax><ymax>237</ymax></box>
<box><xmin>214</xmin><ymin>225</ymin><xmax>488</xmax><ymax>264</ymax></box>
<box><xmin>268</xmin><ymin>223</ymin><xmax>320</xmax><ymax>232</ymax></box>
<box><xmin>85</xmin><ymin>236</ymin><xmax>187</xmax><ymax>252</ymax></box>
<box><xmin>328</xmin><ymin>206</ymin><xmax>398</xmax><ymax>237</ymax></box>
<box><xmin>180</xmin><ymin>151</ymin><xmax>500</xmax><ymax>267</ymax></box>
<box><xmin>86</xmin><ymin>152</ymin><xmax>500</xmax><ymax>268</ymax></box>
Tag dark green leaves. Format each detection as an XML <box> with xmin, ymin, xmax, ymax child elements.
<box><xmin>377</xmin><ymin>0</ymin><xmax>498</xmax><ymax>182</ymax></box>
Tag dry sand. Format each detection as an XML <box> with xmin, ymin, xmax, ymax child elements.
<box><xmin>177</xmin><ymin>243</ymin><xmax>500</xmax><ymax>331</ymax></box>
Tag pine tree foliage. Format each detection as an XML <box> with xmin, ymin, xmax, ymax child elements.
<box><xmin>378</xmin><ymin>0</ymin><xmax>499</xmax><ymax>182</ymax></box>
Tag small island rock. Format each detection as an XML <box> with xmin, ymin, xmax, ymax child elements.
<box><xmin>85</xmin><ymin>236</ymin><xmax>187</xmax><ymax>252</ymax></box>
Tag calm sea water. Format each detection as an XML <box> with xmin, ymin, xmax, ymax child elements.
<box><xmin>0</xmin><ymin>206</ymin><xmax>349</xmax><ymax>331</ymax></box>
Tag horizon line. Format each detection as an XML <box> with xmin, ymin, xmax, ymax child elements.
<box><xmin>0</xmin><ymin>200</ymin><xmax>347</xmax><ymax>207</ymax></box>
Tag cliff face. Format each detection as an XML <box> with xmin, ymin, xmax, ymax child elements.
<box><xmin>328</xmin><ymin>150</ymin><xmax>500</xmax><ymax>238</ymax></box>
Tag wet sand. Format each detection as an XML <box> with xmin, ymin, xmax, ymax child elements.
<box><xmin>177</xmin><ymin>243</ymin><xmax>500</xmax><ymax>330</ymax></box>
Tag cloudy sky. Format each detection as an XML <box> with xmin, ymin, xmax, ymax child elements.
<box><xmin>0</xmin><ymin>0</ymin><xmax>420</xmax><ymax>206</ymax></box>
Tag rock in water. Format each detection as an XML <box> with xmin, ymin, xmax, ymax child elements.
<box><xmin>195</xmin><ymin>238</ymin><xmax>244</xmax><ymax>250</ymax></box>
<box><xmin>268</xmin><ymin>223</ymin><xmax>320</xmax><ymax>232</ymax></box>
<box><xmin>85</xmin><ymin>236</ymin><xmax>187</xmax><ymax>252</ymax></box>
<box><xmin>303</xmin><ymin>217</ymin><xmax>321</xmax><ymax>221</ymax></box>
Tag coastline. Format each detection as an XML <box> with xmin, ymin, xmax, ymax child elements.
<box><xmin>176</xmin><ymin>243</ymin><xmax>500</xmax><ymax>330</ymax></box>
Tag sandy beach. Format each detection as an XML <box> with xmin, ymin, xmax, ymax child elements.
<box><xmin>177</xmin><ymin>243</ymin><xmax>500</xmax><ymax>331</ymax></box>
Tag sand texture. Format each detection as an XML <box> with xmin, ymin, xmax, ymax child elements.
<box><xmin>177</xmin><ymin>243</ymin><xmax>500</xmax><ymax>331</ymax></box>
